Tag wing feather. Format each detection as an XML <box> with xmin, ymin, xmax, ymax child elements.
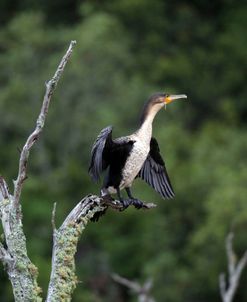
<box><xmin>88</xmin><ymin>126</ymin><xmax>113</xmax><ymax>182</ymax></box>
<box><xmin>138</xmin><ymin>137</ymin><xmax>175</xmax><ymax>199</ymax></box>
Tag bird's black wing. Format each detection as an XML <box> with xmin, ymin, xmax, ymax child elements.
<box><xmin>88</xmin><ymin>126</ymin><xmax>113</xmax><ymax>182</ymax></box>
<box><xmin>138</xmin><ymin>137</ymin><xmax>175</xmax><ymax>199</ymax></box>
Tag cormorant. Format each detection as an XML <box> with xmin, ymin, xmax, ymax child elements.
<box><xmin>89</xmin><ymin>93</ymin><xmax>187</xmax><ymax>208</ymax></box>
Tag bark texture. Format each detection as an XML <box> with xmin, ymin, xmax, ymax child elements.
<box><xmin>0</xmin><ymin>180</ymin><xmax>42</xmax><ymax>301</ymax></box>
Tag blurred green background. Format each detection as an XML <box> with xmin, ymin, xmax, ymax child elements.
<box><xmin>0</xmin><ymin>0</ymin><xmax>246</xmax><ymax>301</ymax></box>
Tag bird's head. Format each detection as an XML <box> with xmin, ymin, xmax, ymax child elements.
<box><xmin>140</xmin><ymin>92</ymin><xmax>187</xmax><ymax>124</ymax></box>
<box><xmin>149</xmin><ymin>92</ymin><xmax>187</xmax><ymax>109</ymax></box>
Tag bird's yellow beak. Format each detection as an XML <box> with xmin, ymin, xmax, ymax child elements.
<box><xmin>164</xmin><ymin>94</ymin><xmax>187</xmax><ymax>104</ymax></box>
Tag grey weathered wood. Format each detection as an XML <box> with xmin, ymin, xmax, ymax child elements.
<box><xmin>0</xmin><ymin>177</ymin><xmax>42</xmax><ymax>301</ymax></box>
<box><xmin>219</xmin><ymin>232</ymin><xmax>247</xmax><ymax>302</ymax></box>
<box><xmin>46</xmin><ymin>195</ymin><xmax>156</xmax><ymax>301</ymax></box>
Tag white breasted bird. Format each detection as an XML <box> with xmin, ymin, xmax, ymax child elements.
<box><xmin>89</xmin><ymin>93</ymin><xmax>187</xmax><ymax>208</ymax></box>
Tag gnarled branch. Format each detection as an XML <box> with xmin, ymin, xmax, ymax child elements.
<box><xmin>46</xmin><ymin>195</ymin><xmax>156</xmax><ymax>301</ymax></box>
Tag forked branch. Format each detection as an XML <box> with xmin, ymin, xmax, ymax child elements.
<box><xmin>219</xmin><ymin>232</ymin><xmax>247</xmax><ymax>302</ymax></box>
<box><xmin>112</xmin><ymin>273</ymin><xmax>155</xmax><ymax>302</ymax></box>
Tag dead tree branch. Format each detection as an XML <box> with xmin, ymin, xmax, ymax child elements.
<box><xmin>0</xmin><ymin>175</ymin><xmax>42</xmax><ymax>301</ymax></box>
<box><xmin>219</xmin><ymin>232</ymin><xmax>247</xmax><ymax>302</ymax></box>
<box><xmin>112</xmin><ymin>273</ymin><xmax>155</xmax><ymax>302</ymax></box>
<box><xmin>0</xmin><ymin>176</ymin><xmax>10</xmax><ymax>200</ymax></box>
<box><xmin>46</xmin><ymin>195</ymin><xmax>155</xmax><ymax>301</ymax></box>
<box><xmin>0</xmin><ymin>41</ymin><xmax>76</xmax><ymax>302</ymax></box>
<box><xmin>13</xmin><ymin>40</ymin><xmax>76</xmax><ymax>211</ymax></box>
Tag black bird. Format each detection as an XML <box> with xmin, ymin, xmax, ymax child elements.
<box><xmin>89</xmin><ymin>93</ymin><xmax>187</xmax><ymax>208</ymax></box>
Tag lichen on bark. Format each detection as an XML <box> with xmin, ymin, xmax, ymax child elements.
<box><xmin>46</xmin><ymin>196</ymin><xmax>107</xmax><ymax>301</ymax></box>
<box><xmin>1</xmin><ymin>198</ymin><xmax>41</xmax><ymax>301</ymax></box>
<box><xmin>47</xmin><ymin>226</ymin><xmax>81</xmax><ymax>301</ymax></box>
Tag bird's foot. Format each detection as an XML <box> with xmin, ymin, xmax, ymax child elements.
<box><xmin>129</xmin><ymin>198</ymin><xmax>144</xmax><ymax>209</ymax></box>
<box><xmin>101</xmin><ymin>194</ymin><xmax>114</xmax><ymax>202</ymax></box>
<box><xmin>120</xmin><ymin>199</ymin><xmax>131</xmax><ymax>210</ymax></box>
<box><xmin>120</xmin><ymin>198</ymin><xmax>144</xmax><ymax>210</ymax></box>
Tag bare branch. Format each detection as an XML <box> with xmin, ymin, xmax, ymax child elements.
<box><xmin>0</xmin><ymin>176</ymin><xmax>10</xmax><ymax>201</ymax></box>
<box><xmin>226</xmin><ymin>233</ymin><xmax>236</xmax><ymax>277</ymax></box>
<box><xmin>51</xmin><ymin>202</ymin><xmax>57</xmax><ymax>232</ymax></box>
<box><xmin>219</xmin><ymin>273</ymin><xmax>227</xmax><ymax>301</ymax></box>
<box><xmin>112</xmin><ymin>273</ymin><xmax>141</xmax><ymax>292</ymax></box>
<box><xmin>236</xmin><ymin>250</ymin><xmax>247</xmax><ymax>277</ymax></box>
<box><xmin>13</xmin><ymin>40</ymin><xmax>77</xmax><ymax>209</ymax></box>
<box><xmin>219</xmin><ymin>232</ymin><xmax>247</xmax><ymax>302</ymax></box>
<box><xmin>143</xmin><ymin>278</ymin><xmax>153</xmax><ymax>293</ymax></box>
<box><xmin>112</xmin><ymin>273</ymin><xmax>155</xmax><ymax>302</ymax></box>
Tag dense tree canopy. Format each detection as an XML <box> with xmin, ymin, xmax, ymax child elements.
<box><xmin>0</xmin><ymin>1</ymin><xmax>246</xmax><ymax>301</ymax></box>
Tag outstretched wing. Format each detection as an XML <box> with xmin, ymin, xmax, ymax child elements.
<box><xmin>88</xmin><ymin>126</ymin><xmax>113</xmax><ymax>182</ymax></box>
<box><xmin>138</xmin><ymin>137</ymin><xmax>175</xmax><ymax>199</ymax></box>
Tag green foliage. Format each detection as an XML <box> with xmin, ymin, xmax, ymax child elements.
<box><xmin>0</xmin><ymin>1</ymin><xmax>246</xmax><ymax>301</ymax></box>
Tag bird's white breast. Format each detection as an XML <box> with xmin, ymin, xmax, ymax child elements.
<box><xmin>120</xmin><ymin>125</ymin><xmax>152</xmax><ymax>189</ymax></box>
<box><xmin>120</xmin><ymin>140</ymin><xmax>149</xmax><ymax>189</ymax></box>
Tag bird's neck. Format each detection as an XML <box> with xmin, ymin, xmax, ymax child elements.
<box><xmin>136</xmin><ymin>107</ymin><xmax>159</xmax><ymax>143</ymax></box>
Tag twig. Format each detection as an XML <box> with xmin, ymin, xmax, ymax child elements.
<box><xmin>112</xmin><ymin>273</ymin><xmax>155</xmax><ymax>302</ymax></box>
<box><xmin>0</xmin><ymin>176</ymin><xmax>10</xmax><ymax>200</ymax></box>
<box><xmin>51</xmin><ymin>202</ymin><xmax>57</xmax><ymax>232</ymax></box>
<box><xmin>13</xmin><ymin>40</ymin><xmax>77</xmax><ymax>210</ymax></box>
<box><xmin>0</xmin><ymin>243</ymin><xmax>13</xmax><ymax>267</ymax></box>
<box><xmin>112</xmin><ymin>273</ymin><xmax>141</xmax><ymax>292</ymax></box>
<box><xmin>219</xmin><ymin>232</ymin><xmax>247</xmax><ymax>302</ymax></box>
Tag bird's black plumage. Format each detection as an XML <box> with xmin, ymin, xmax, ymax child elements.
<box><xmin>89</xmin><ymin>126</ymin><xmax>135</xmax><ymax>190</ymax></box>
<box><xmin>88</xmin><ymin>126</ymin><xmax>113</xmax><ymax>182</ymax></box>
<box><xmin>89</xmin><ymin>127</ymin><xmax>174</xmax><ymax>200</ymax></box>
<box><xmin>137</xmin><ymin>137</ymin><xmax>174</xmax><ymax>198</ymax></box>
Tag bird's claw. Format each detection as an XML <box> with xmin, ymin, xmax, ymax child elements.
<box><xmin>120</xmin><ymin>199</ymin><xmax>130</xmax><ymax>210</ymax></box>
<box><xmin>101</xmin><ymin>194</ymin><xmax>114</xmax><ymax>202</ymax></box>
<box><xmin>120</xmin><ymin>198</ymin><xmax>144</xmax><ymax>210</ymax></box>
<box><xmin>130</xmin><ymin>198</ymin><xmax>143</xmax><ymax>209</ymax></box>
